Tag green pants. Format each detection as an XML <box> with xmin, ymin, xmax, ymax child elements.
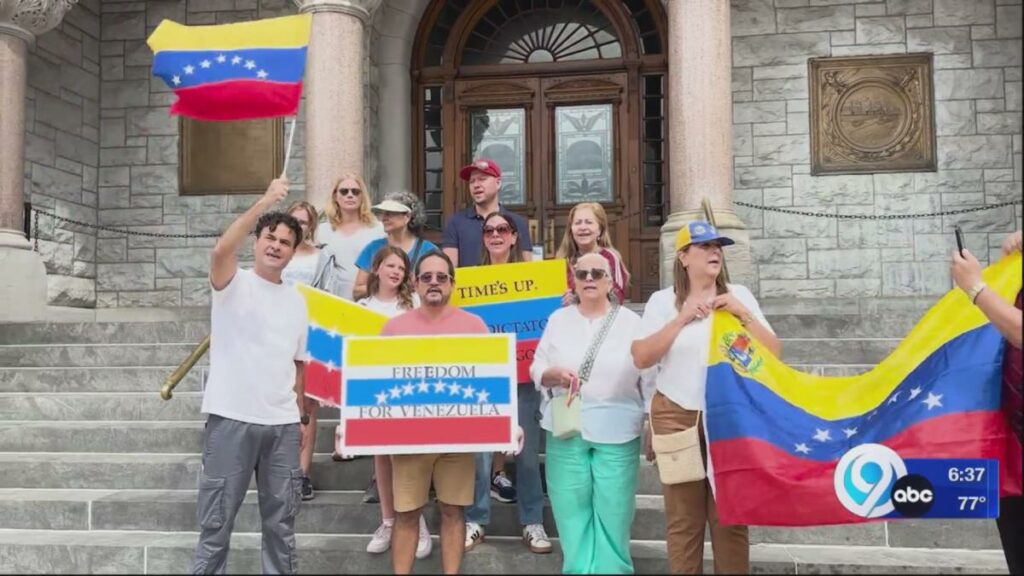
<box><xmin>545</xmin><ymin>432</ymin><xmax>640</xmax><ymax>574</ymax></box>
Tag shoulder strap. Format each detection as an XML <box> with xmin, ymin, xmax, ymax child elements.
<box><xmin>578</xmin><ymin>304</ymin><xmax>620</xmax><ymax>384</ymax></box>
<box><xmin>410</xmin><ymin>238</ymin><xmax>424</xmax><ymax>264</ymax></box>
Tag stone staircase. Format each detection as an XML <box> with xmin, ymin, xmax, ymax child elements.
<box><xmin>0</xmin><ymin>308</ymin><xmax>1011</xmax><ymax>574</ymax></box>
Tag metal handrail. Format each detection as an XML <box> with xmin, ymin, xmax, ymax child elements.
<box><xmin>161</xmin><ymin>335</ymin><xmax>210</xmax><ymax>400</ymax></box>
<box><xmin>701</xmin><ymin>197</ymin><xmax>731</xmax><ymax>284</ymax></box>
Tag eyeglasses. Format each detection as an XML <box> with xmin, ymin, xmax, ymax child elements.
<box><xmin>482</xmin><ymin>224</ymin><xmax>512</xmax><ymax>237</ymax></box>
<box><xmin>417</xmin><ymin>272</ymin><xmax>450</xmax><ymax>284</ymax></box>
<box><xmin>336</xmin><ymin>188</ymin><xmax>361</xmax><ymax>197</ymax></box>
<box><xmin>573</xmin><ymin>268</ymin><xmax>608</xmax><ymax>281</ymax></box>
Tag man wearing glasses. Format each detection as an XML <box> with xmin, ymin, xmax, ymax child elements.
<box><xmin>380</xmin><ymin>250</ymin><xmax>489</xmax><ymax>574</ymax></box>
<box><xmin>442</xmin><ymin>159</ymin><xmax>534</xmax><ymax>267</ymax></box>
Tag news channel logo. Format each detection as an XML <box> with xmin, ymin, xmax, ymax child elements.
<box><xmin>834</xmin><ymin>443</ymin><xmax>935</xmax><ymax>518</ymax></box>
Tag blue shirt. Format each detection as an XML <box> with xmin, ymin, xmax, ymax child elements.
<box><xmin>441</xmin><ymin>206</ymin><xmax>534</xmax><ymax>267</ymax></box>
<box><xmin>355</xmin><ymin>237</ymin><xmax>439</xmax><ymax>272</ymax></box>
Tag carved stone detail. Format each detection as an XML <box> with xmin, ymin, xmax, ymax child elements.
<box><xmin>810</xmin><ymin>53</ymin><xmax>936</xmax><ymax>175</ymax></box>
<box><xmin>0</xmin><ymin>0</ymin><xmax>78</xmax><ymax>42</ymax></box>
<box><xmin>293</xmin><ymin>0</ymin><xmax>382</xmax><ymax>23</ymax></box>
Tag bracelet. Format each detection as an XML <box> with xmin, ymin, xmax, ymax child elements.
<box><xmin>965</xmin><ymin>282</ymin><xmax>987</xmax><ymax>304</ymax></box>
<box><xmin>739</xmin><ymin>313</ymin><xmax>755</xmax><ymax>326</ymax></box>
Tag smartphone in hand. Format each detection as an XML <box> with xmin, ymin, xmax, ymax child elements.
<box><xmin>954</xmin><ymin>225</ymin><xmax>965</xmax><ymax>257</ymax></box>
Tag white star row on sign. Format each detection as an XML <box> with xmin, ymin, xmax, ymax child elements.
<box><xmin>373</xmin><ymin>380</ymin><xmax>492</xmax><ymax>405</ymax></box>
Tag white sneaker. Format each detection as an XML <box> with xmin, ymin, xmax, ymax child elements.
<box><xmin>523</xmin><ymin>524</ymin><xmax>552</xmax><ymax>554</ymax></box>
<box><xmin>464</xmin><ymin>522</ymin><xmax>485</xmax><ymax>552</ymax></box>
<box><xmin>416</xmin><ymin>515</ymin><xmax>433</xmax><ymax>559</ymax></box>
<box><xmin>366</xmin><ymin>521</ymin><xmax>393</xmax><ymax>554</ymax></box>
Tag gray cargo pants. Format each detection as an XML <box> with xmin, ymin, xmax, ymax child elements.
<box><xmin>192</xmin><ymin>414</ymin><xmax>303</xmax><ymax>575</ymax></box>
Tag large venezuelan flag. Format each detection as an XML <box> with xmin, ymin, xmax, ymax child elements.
<box><xmin>147</xmin><ymin>14</ymin><xmax>311</xmax><ymax>121</ymax></box>
<box><xmin>296</xmin><ymin>284</ymin><xmax>388</xmax><ymax>406</ymax></box>
<box><xmin>450</xmin><ymin>260</ymin><xmax>567</xmax><ymax>383</ymax></box>
<box><xmin>706</xmin><ymin>253</ymin><xmax>1023</xmax><ymax>526</ymax></box>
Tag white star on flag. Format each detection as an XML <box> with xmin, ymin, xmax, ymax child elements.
<box><xmin>256</xmin><ymin>69</ymin><xmax>269</xmax><ymax>79</ymax></box>
<box><xmin>462</xmin><ymin>385</ymin><xmax>476</xmax><ymax>399</ymax></box>
<box><xmin>795</xmin><ymin>443</ymin><xmax>811</xmax><ymax>454</ymax></box>
<box><xmin>922</xmin><ymin>392</ymin><xmax>943</xmax><ymax>410</ymax></box>
<box><xmin>418</xmin><ymin>380</ymin><xmax>430</xmax><ymax>394</ymax></box>
<box><xmin>434</xmin><ymin>381</ymin><xmax>447</xmax><ymax>393</ymax></box>
<box><xmin>908</xmin><ymin>386</ymin><xmax>923</xmax><ymax>400</ymax></box>
<box><xmin>812</xmin><ymin>428</ymin><xmax>831</xmax><ymax>442</ymax></box>
<box><xmin>183</xmin><ymin>64</ymin><xmax>195</xmax><ymax>75</ymax></box>
<box><xmin>200</xmin><ymin>59</ymin><xmax>211</xmax><ymax>68</ymax></box>
<box><xmin>216</xmin><ymin>54</ymin><xmax>227</xmax><ymax>63</ymax></box>
<box><xmin>448</xmin><ymin>383</ymin><xmax>461</xmax><ymax>395</ymax></box>
<box><xmin>477</xmin><ymin>390</ymin><xmax>489</xmax><ymax>404</ymax></box>
<box><xmin>389</xmin><ymin>386</ymin><xmax>402</xmax><ymax>399</ymax></box>
<box><xmin>375</xmin><ymin>392</ymin><xmax>388</xmax><ymax>405</ymax></box>
<box><xmin>324</xmin><ymin>361</ymin><xmax>335</xmax><ymax>372</ymax></box>
<box><xmin>842</xmin><ymin>427</ymin><xmax>858</xmax><ymax>438</ymax></box>
<box><xmin>402</xmin><ymin>383</ymin><xmax>415</xmax><ymax>396</ymax></box>
<box><xmin>171</xmin><ymin>75</ymin><xmax>181</xmax><ymax>86</ymax></box>
<box><xmin>231</xmin><ymin>55</ymin><xmax>242</xmax><ymax>65</ymax></box>
<box><xmin>245</xmin><ymin>60</ymin><xmax>256</xmax><ymax>70</ymax></box>
<box><xmin>887</xmin><ymin>391</ymin><xmax>901</xmax><ymax>404</ymax></box>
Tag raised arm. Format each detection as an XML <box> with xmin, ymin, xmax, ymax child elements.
<box><xmin>210</xmin><ymin>178</ymin><xmax>288</xmax><ymax>290</ymax></box>
<box><xmin>953</xmin><ymin>247</ymin><xmax>1023</xmax><ymax>349</ymax></box>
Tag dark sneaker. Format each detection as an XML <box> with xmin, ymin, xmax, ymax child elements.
<box><xmin>490</xmin><ymin>471</ymin><xmax>516</xmax><ymax>503</ymax></box>
<box><xmin>301</xmin><ymin>476</ymin><xmax>314</xmax><ymax>501</ymax></box>
<box><xmin>363</xmin><ymin>474</ymin><xmax>380</xmax><ymax>504</ymax></box>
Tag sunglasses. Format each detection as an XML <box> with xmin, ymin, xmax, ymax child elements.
<box><xmin>483</xmin><ymin>224</ymin><xmax>513</xmax><ymax>237</ymax></box>
<box><xmin>573</xmin><ymin>268</ymin><xmax>608</xmax><ymax>281</ymax></box>
<box><xmin>417</xmin><ymin>272</ymin><xmax>450</xmax><ymax>284</ymax></box>
<box><xmin>336</xmin><ymin>188</ymin><xmax>361</xmax><ymax>197</ymax></box>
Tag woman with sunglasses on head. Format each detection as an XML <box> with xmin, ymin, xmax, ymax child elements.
<box><xmin>556</xmin><ymin>202</ymin><xmax>630</xmax><ymax>305</ymax></box>
<box><xmin>530</xmin><ymin>252</ymin><xmax>653</xmax><ymax>574</ymax></box>
<box><xmin>630</xmin><ymin>221</ymin><xmax>781</xmax><ymax>575</ymax></box>
<box><xmin>316</xmin><ymin>173</ymin><xmax>385</xmax><ymax>300</ymax></box>
<box><xmin>353</xmin><ymin>191</ymin><xmax>438</xmax><ymax>301</ymax></box>
<box><xmin>464</xmin><ymin>212</ymin><xmax>552</xmax><ymax>556</ymax></box>
<box><xmin>358</xmin><ymin>246</ymin><xmax>433</xmax><ymax>560</ymax></box>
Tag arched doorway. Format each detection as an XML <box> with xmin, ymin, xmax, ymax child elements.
<box><xmin>412</xmin><ymin>0</ymin><xmax>668</xmax><ymax>299</ymax></box>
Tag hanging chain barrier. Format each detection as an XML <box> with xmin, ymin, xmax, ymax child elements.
<box><xmin>733</xmin><ymin>199</ymin><xmax>1022</xmax><ymax>221</ymax></box>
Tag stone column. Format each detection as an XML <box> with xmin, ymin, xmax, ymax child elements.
<box><xmin>0</xmin><ymin>1</ymin><xmax>77</xmax><ymax>321</ymax></box>
<box><xmin>294</xmin><ymin>0</ymin><xmax>382</xmax><ymax>210</ymax></box>
<box><xmin>660</xmin><ymin>0</ymin><xmax>752</xmax><ymax>288</ymax></box>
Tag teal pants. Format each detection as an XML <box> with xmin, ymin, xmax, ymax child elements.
<box><xmin>545</xmin><ymin>432</ymin><xmax>640</xmax><ymax>574</ymax></box>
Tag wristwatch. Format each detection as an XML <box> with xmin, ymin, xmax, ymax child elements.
<box><xmin>300</xmin><ymin>414</ymin><xmax>310</xmax><ymax>426</ymax></box>
<box><xmin>965</xmin><ymin>281</ymin><xmax>988</xmax><ymax>304</ymax></box>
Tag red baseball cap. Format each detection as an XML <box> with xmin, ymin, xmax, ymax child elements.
<box><xmin>459</xmin><ymin>159</ymin><xmax>502</xmax><ymax>181</ymax></box>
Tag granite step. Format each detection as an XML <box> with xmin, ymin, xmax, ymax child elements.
<box><xmin>0</xmin><ymin>367</ymin><xmax>204</xmax><ymax>394</ymax></box>
<box><xmin>0</xmin><ymin>489</ymin><xmax>1003</xmax><ymax>550</ymax></box>
<box><xmin>0</xmin><ymin>529</ymin><xmax>1008</xmax><ymax>574</ymax></box>
<box><xmin>0</xmin><ymin>337</ymin><xmax>900</xmax><ymax>368</ymax></box>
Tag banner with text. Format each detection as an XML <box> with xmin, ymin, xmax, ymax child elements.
<box><xmin>297</xmin><ymin>284</ymin><xmax>389</xmax><ymax>406</ymax></box>
<box><xmin>450</xmin><ymin>259</ymin><xmax>567</xmax><ymax>383</ymax></box>
<box><xmin>340</xmin><ymin>334</ymin><xmax>518</xmax><ymax>455</ymax></box>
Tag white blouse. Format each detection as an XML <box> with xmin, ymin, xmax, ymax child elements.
<box><xmin>530</xmin><ymin>305</ymin><xmax>655</xmax><ymax>444</ymax></box>
<box><xmin>358</xmin><ymin>294</ymin><xmax>420</xmax><ymax>318</ymax></box>
<box><xmin>637</xmin><ymin>283</ymin><xmax>772</xmax><ymax>412</ymax></box>
<box><xmin>281</xmin><ymin>251</ymin><xmax>320</xmax><ymax>287</ymax></box>
<box><xmin>316</xmin><ymin>221</ymin><xmax>385</xmax><ymax>301</ymax></box>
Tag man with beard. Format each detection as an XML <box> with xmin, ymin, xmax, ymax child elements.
<box><xmin>192</xmin><ymin>178</ymin><xmax>311</xmax><ymax>575</ymax></box>
<box><xmin>381</xmin><ymin>250</ymin><xmax>489</xmax><ymax>574</ymax></box>
<box><xmin>442</xmin><ymin>159</ymin><xmax>533</xmax><ymax>267</ymax></box>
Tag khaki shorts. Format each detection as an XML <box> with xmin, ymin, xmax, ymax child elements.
<box><xmin>391</xmin><ymin>452</ymin><xmax>475</xmax><ymax>512</ymax></box>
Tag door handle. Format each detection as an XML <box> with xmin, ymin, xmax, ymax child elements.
<box><xmin>545</xmin><ymin>219</ymin><xmax>555</xmax><ymax>258</ymax></box>
<box><xmin>528</xmin><ymin>219</ymin><xmax>540</xmax><ymax>246</ymax></box>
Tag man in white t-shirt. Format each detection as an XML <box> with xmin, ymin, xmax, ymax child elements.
<box><xmin>192</xmin><ymin>178</ymin><xmax>311</xmax><ymax>575</ymax></box>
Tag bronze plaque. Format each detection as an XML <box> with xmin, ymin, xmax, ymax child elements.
<box><xmin>179</xmin><ymin>117</ymin><xmax>284</xmax><ymax>195</ymax></box>
<box><xmin>809</xmin><ymin>53</ymin><xmax>936</xmax><ymax>175</ymax></box>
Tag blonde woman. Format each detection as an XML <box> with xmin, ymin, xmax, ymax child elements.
<box><xmin>316</xmin><ymin>173</ymin><xmax>385</xmax><ymax>301</ymax></box>
<box><xmin>631</xmin><ymin>221</ymin><xmax>781</xmax><ymax>574</ymax></box>
<box><xmin>556</xmin><ymin>203</ymin><xmax>629</xmax><ymax>305</ymax></box>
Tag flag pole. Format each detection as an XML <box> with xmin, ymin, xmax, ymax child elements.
<box><xmin>280</xmin><ymin>116</ymin><xmax>298</xmax><ymax>180</ymax></box>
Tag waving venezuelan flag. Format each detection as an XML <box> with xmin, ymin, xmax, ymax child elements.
<box><xmin>706</xmin><ymin>252</ymin><xmax>1023</xmax><ymax>526</ymax></box>
<box><xmin>147</xmin><ymin>14</ymin><xmax>311</xmax><ymax>121</ymax></box>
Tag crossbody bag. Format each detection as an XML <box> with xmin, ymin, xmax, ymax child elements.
<box><xmin>650</xmin><ymin>408</ymin><xmax>705</xmax><ymax>485</ymax></box>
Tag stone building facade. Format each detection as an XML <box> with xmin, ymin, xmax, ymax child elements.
<box><xmin>1</xmin><ymin>0</ymin><xmax>1021</xmax><ymax>317</ymax></box>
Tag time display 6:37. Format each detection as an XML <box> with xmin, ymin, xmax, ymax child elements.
<box><xmin>948</xmin><ymin>467</ymin><xmax>986</xmax><ymax>482</ymax></box>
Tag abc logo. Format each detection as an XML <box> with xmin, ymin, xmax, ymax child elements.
<box><xmin>891</xmin><ymin>475</ymin><xmax>935</xmax><ymax>517</ymax></box>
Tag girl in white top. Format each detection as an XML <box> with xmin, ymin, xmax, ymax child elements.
<box><xmin>315</xmin><ymin>173</ymin><xmax>385</xmax><ymax>301</ymax></box>
<box><xmin>530</xmin><ymin>252</ymin><xmax>653</xmax><ymax>574</ymax></box>
<box><xmin>630</xmin><ymin>221</ymin><xmax>781</xmax><ymax>575</ymax></box>
<box><xmin>355</xmin><ymin>245</ymin><xmax>430</xmax><ymax>559</ymax></box>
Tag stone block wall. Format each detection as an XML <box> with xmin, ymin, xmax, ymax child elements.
<box><xmin>94</xmin><ymin>0</ymin><xmax>307</xmax><ymax>308</ymax></box>
<box><xmin>731</xmin><ymin>0</ymin><xmax>1023</xmax><ymax>299</ymax></box>
<box><xmin>24</xmin><ymin>0</ymin><xmax>102</xmax><ymax>307</ymax></box>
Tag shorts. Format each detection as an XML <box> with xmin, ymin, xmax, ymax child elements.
<box><xmin>390</xmin><ymin>452</ymin><xmax>475</xmax><ymax>512</ymax></box>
